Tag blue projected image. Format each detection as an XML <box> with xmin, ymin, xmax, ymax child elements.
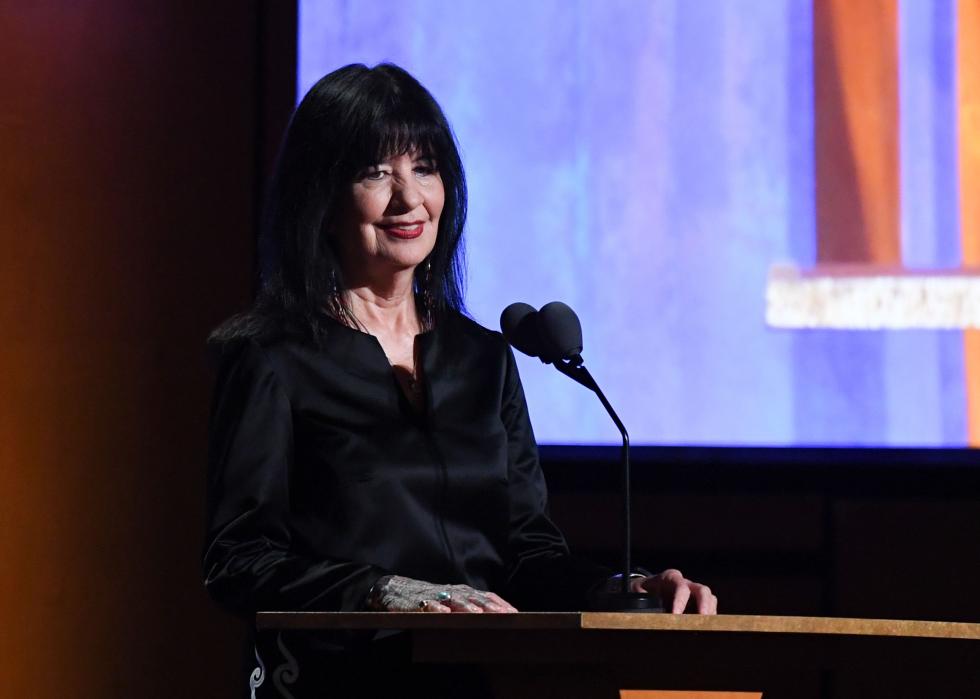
<box><xmin>298</xmin><ymin>0</ymin><xmax>969</xmax><ymax>447</ymax></box>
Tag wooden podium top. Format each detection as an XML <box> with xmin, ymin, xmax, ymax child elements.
<box><xmin>256</xmin><ymin>611</ymin><xmax>980</xmax><ymax>641</ymax></box>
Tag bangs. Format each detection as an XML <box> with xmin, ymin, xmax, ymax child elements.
<box><xmin>342</xmin><ymin>97</ymin><xmax>452</xmax><ymax>173</ymax></box>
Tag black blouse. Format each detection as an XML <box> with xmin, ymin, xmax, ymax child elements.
<box><xmin>203</xmin><ymin>312</ymin><xmax>609</xmax><ymax>616</ymax></box>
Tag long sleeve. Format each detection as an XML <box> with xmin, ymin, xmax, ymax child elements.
<box><xmin>202</xmin><ymin>341</ymin><xmax>389</xmax><ymax>616</ymax></box>
<box><xmin>500</xmin><ymin>346</ymin><xmax>610</xmax><ymax>610</ymax></box>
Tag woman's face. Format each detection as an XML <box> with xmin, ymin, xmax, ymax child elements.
<box><xmin>337</xmin><ymin>150</ymin><xmax>444</xmax><ymax>279</ymax></box>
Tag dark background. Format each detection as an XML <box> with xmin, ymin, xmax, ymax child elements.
<box><xmin>1</xmin><ymin>2</ymin><xmax>977</xmax><ymax>697</ymax></box>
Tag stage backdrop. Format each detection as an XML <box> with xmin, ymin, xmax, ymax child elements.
<box><xmin>298</xmin><ymin>0</ymin><xmax>978</xmax><ymax>447</ymax></box>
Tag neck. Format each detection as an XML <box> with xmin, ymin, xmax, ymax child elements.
<box><xmin>343</xmin><ymin>266</ymin><xmax>420</xmax><ymax>336</ymax></box>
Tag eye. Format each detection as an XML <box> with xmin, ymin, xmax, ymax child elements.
<box><xmin>413</xmin><ymin>159</ymin><xmax>439</xmax><ymax>176</ymax></box>
<box><xmin>356</xmin><ymin>165</ymin><xmax>391</xmax><ymax>182</ymax></box>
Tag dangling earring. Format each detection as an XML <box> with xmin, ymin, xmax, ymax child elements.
<box><xmin>326</xmin><ymin>267</ymin><xmax>347</xmax><ymax>324</ymax></box>
<box><xmin>421</xmin><ymin>259</ymin><xmax>435</xmax><ymax>328</ymax></box>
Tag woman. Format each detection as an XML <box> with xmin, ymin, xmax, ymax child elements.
<box><xmin>204</xmin><ymin>62</ymin><xmax>715</xmax><ymax>697</ymax></box>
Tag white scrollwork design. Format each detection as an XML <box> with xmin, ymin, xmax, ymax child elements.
<box><xmin>272</xmin><ymin>632</ymin><xmax>300</xmax><ymax>699</ymax></box>
<box><xmin>249</xmin><ymin>644</ymin><xmax>266</xmax><ymax>699</ymax></box>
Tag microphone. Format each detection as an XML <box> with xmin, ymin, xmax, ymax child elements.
<box><xmin>499</xmin><ymin>301</ymin><xmax>583</xmax><ymax>365</ymax></box>
<box><xmin>500</xmin><ymin>302</ymin><xmax>544</xmax><ymax>359</ymax></box>
<box><xmin>500</xmin><ymin>301</ymin><xmax>662</xmax><ymax>612</ymax></box>
<box><xmin>537</xmin><ymin>302</ymin><xmax>583</xmax><ymax>362</ymax></box>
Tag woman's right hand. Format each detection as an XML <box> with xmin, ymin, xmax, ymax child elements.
<box><xmin>367</xmin><ymin>575</ymin><xmax>518</xmax><ymax>613</ymax></box>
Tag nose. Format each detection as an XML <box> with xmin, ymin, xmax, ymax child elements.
<box><xmin>391</xmin><ymin>175</ymin><xmax>424</xmax><ymax>212</ymax></box>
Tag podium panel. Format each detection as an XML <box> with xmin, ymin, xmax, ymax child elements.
<box><xmin>256</xmin><ymin>613</ymin><xmax>980</xmax><ymax>698</ymax></box>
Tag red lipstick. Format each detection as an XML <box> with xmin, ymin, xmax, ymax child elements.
<box><xmin>381</xmin><ymin>222</ymin><xmax>424</xmax><ymax>239</ymax></box>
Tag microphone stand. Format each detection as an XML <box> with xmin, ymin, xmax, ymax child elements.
<box><xmin>552</xmin><ymin>355</ymin><xmax>662</xmax><ymax>612</ymax></box>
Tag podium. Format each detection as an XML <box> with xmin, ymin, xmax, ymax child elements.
<box><xmin>256</xmin><ymin>612</ymin><xmax>980</xmax><ymax>698</ymax></box>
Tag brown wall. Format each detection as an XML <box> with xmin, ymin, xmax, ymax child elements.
<box><xmin>545</xmin><ymin>450</ymin><xmax>980</xmax><ymax>698</ymax></box>
<box><xmin>545</xmin><ymin>449</ymin><xmax>980</xmax><ymax>625</ymax></box>
<box><xmin>0</xmin><ymin>2</ymin><xmax>292</xmax><ymax>696</ymax></box>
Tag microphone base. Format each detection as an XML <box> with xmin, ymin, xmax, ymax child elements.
<box><xmin>588</xmin><ymin>592</ymin><xmax>664</xmax><ymax>613</ymax></box>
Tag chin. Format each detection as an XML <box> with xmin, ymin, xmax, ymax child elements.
<box><xmin>393</xmin><ymin>244</ymin><xmax>436</xmax><ymax>268</ymax></box>
<box><xmin>378</xmin><ymin>253</ymin><xmax>429</xmax><ymax>273</ymax></box>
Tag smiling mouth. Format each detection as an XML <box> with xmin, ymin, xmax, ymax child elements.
<box><xmin>380</xmin><ymin>222</ymin><xmax>425</xmax><ymax>239</ymax></box>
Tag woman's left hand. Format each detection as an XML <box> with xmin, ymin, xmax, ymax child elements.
<box><xmin>633</xmin><ymin>569</ymin><xmax>717</xmax><ymax>614</ymax></box>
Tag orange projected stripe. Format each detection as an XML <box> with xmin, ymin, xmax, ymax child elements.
<box><xmin>959</xmin><ymin>0</ymin><xmax>980</xmax><ymax>445</ymax></box>
<box><xmin>814</xmin><ymin>0</ymin><xmax>900</xmax><ymax>264</ymax></box>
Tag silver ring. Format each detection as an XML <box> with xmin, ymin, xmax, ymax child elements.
<box><xmin>436</xmin><ymin>590</ymin><xmax>452</xmax><ymax>602</ymax></box>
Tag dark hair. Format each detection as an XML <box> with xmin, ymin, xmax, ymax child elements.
<box><xmin>210</xmin><ymin>62</ymin><xmax>467</xmax><ymax>349</ymax></box>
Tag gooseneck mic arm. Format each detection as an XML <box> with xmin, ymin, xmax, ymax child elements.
<box><xmin>501</xmin><ymin>301</ymin><xmax>661</xmax><ymax>611</ymax></box>
<box><xmin>552</xmin><ymin>355</ymin><xmax>632</xmax><ymax>595</ymax></box>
